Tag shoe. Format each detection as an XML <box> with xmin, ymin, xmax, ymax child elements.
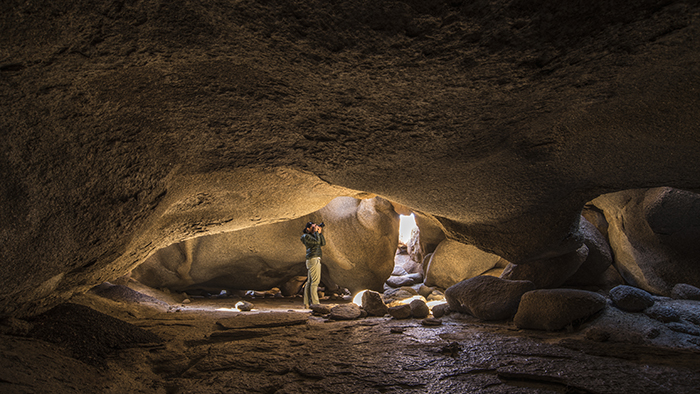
<box><xmin>304</xmin><ymin>304</ymin><xmax>310</xmax><ymax>309</ymax></box>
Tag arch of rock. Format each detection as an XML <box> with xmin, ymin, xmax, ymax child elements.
<box><xmin>2</xmin><ymin>0</ymin><xmax>700</xmax><ymax>318</ymax></box>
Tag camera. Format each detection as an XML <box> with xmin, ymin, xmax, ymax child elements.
<box><xmin>318</xmin><ymin>222</ymin><xmax>325</xmax><ymax>227</ymax></box>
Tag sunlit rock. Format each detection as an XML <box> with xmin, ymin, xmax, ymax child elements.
<box><xmin>131</xmin><ymin>197</ymin><xmax>399</xmax><ymax>294</ymax></box>
<box><xmin>424</xmin><ymin>239</ymin><xmax>506</xmax><ymax>289</ymax></box>
<box><xmin>592</xmin><ymin>188</ymin><xmax>700</xmax><ymax>295</ymax></box>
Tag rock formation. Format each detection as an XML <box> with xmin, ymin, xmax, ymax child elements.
<box><xmin>132</xmin><ymin>196</ymin><xmax>399</xmax><ymax>293</ymax></box>
<box><xmin>592</xmin><ymin>188</ymin><xmax>700</xmax><ymax>295</ymax></box>
<box><xmin>2</xmin><ymin>1</ymin><xmax>700</xmax><ymax>320</ymax></box>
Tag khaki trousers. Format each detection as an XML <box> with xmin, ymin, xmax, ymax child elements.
<box><xmin>304</xmin><ymin>257</ymin><xmax>321</xmax><ymax>307</ymax></box>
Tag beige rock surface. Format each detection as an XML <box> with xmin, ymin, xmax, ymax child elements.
<box><xmin>2</xmin><ymin>0</ymin><xmax>700</xmax><ymax>322</ymax></box>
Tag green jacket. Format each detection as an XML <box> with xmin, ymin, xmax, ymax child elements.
<box><xmin>301</xmin><ymin>231</ymin><xmax>326</xmax><ymax>259</ymax></box>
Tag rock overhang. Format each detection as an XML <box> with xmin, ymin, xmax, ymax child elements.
<box><xmin>2</xmin><ymin>0</ymin><xmax>700</xmax><ymax>317</ymax></box>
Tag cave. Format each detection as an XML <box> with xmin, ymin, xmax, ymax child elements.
<box><xmin>2</xmin><ymin>0</ymin><xmax>700</xmax><ymax>392</ymax></box>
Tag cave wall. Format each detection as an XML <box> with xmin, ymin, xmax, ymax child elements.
<box><xmin>2</xmin><ymin>0</ymin><xmax>700</xmax><ymax>317</ymax></box>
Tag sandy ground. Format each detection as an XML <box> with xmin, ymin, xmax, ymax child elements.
<box><xmin>2</xmin><ymin>282</ymin><xmax>700</xmax><ymax>394</ymax></box>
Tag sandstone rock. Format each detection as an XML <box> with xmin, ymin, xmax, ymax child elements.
<box><xmin>310</xmin><ymin>304</ymin><xmax>334</xmax><ymax>315</ymax></box>
<box><xmin>565</xmin><ymin>216</ymin><xmax>614</xmax><ymax>286</ymax></box>
<box><xmin>501</xmin><ymin>245</ymin><xmax>589</xmax><ymax>289</ymax></box>
<box><xmin>132</xmin><ymin>196</ymin><xmax>399</xmax><ymax>295</ymax></box>
<box><xmin>386</xmin><ymin>275</ymin><xmax>416</xmax><ymax>288</ymax></box>
<box><xmin>426</xmin><ymin>289</ymin><xmax>445</xmax><ymax>302</ymax></box>
<box><xmin>282</xmin><ymin>276</ymin><xmax>307</xmax><ymax>297</ymax></box>
<box><xmin>388</xmin><ymin>304</ymin><xmax>412</xmax><ymax>319</ymax></box>
<box><xmin>592</xmin><ymin>188</ymin><xmax>700</xmax><ymax>295</ymax></box>
<box><xmin>235</xmin><ymin>301</ymin><xmax>254</xmax><ymax>312</ymax></box>
<box><xmin>422</xmin><ymin>318</ymin><xmax>442</xmax><ymax>326</ymax></box>
<box><xmin>361</xmin><ymin>290</ymin><xmax>388</xmax><ymax>317</ymax></box>
<box><xmin>417</xmin><ymin>285</ymin><xmax>434</xmax><ymax>298</ymax></box>
<box><xmin>391</xmin><ymin>266</ymin><xmax>409</xmax><ymax>276</ymax></box>
<box><xmin>425</xmin><ymin>240</ymin><xmax>504</xmax><ymax>289</ymax></box>
<box><xmin>671</xmin><ymin>283</ymin><xmax>700</xmax><ymax>301</ymax></box>
<box><xmin>609</xmin><ymin>285</ymin><xmax>655</xmax><ymax>312</ymax></box>
<box><xmin>383</xmin><ymin>287</ymin><xmax>418</xmax><ymax>304</ymax></box>
<box><xmin>330</xmin><ymin>304</ymin><xmax>362</xmax><ymax>320</ymax></box>
<box><xmin>431</xmin><ymin>303</ymin><xmax>450</xmax><ymax>318</ymax></box>
<box><xmin>445</xmin><ymin>276</ymin><xmax>535</xmax><ymax>321</ymax></box>
<box><xmin>667</xmin><ymin>322</ymin><xmax>700</xmax><ymax>336</ymax></box>
<box><xmin>514</xmin><ymin>289</ymin><xmax>607</xmax><ymax>331</ymax></box>
<box><xmin>409</xmin><ymin>299</ymin><xmax>430</xmax><ymax>319</ymax></box>
<box><xmin>644</xmin><ymin>304</ymin><xmax>680</xmax><ymax>323</ymax></box>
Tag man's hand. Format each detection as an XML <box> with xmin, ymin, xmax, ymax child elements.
<box><xmin>315</xmin><ymin>225</ymin><xmax>322</xmax><ymax>233</ymax></box>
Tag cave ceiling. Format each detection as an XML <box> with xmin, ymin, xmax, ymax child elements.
<box><xmin>1</xmin><ymin>0</ymin><xmax>699</xmax><ymax>317</ymax></box>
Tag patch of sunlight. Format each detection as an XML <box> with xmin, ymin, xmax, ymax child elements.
<box><xmin>399</xmin><ymin>213</ymin><xmax>418</xmax><ymax>244</ymax></box>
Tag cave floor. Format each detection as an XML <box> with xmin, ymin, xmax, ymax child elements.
<box><xmin>2</xmin><ymin>292</ymin><xmax>700</xmax><ymax>394</ymax></box>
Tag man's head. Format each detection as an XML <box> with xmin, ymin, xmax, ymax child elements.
<box><xmin>304</xmin><ymin>222</ymin><xmax>315</xmax><ymax>234</ymax></box>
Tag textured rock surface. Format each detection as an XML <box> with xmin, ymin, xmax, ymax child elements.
<box><xmin>609</xmin><ymin>285</ymin><xmax>655</xmax><ymax>312</ymax></box>
<box><xmin>425</xmin><ymin>240</ymin><xmax>506</xmax><ymax>288</ymax></box>
<box><xmin>592</xmin><ymin>188</ymin><xmax>700</xmax><ymax>295</ymax></box>
<box><xmin>565</xmin><ymin>216</ymin><xmax>614</xmax><ymax>286</ymax></box>
<box><xmin>501</xmin><ymin>245</ymin><xmax>589</xmax><ymax>289</ymax></box>
<box><xmin>671</xmin><ymin>283</ymin><xmax>700</xmax><ymax>301</ymax></box>
<box><xmin>514</xmin><ymin>289</ymin><xmax>607</xmax><ymax>331</ymax></box>
<box><xmin>445</xmin><ymin>275</ymin><xmax>535</xmax><ymax>321</ymax></box>
<box><xmin>361</xmin><ymin>290</ymin><xmax>389</xmax><ymax>317</ymax></box>
<box><xmin>132</xmin><ymin>197</ymin><xmax>399</xmax><ymax>293</ymax></box>
<box><xmin>2</xmin><ymin>1</ymin><xmax>700</xmax><ymax>319</ymax></box>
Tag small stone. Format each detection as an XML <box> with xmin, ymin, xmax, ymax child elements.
<box><xmin>431</xmin><ymin>303</ymin><xmax>450</xmax><ymax>318</ymax></box>
<box><xmin>388</xmin><ymin>304</ymin><xmax>412</xmax><ymax>319</ymax></box>
<box><xmin>410</xmin><ymin>299</ymin><xmax>430</xmax><ymax>319</ymax></box>
<box><xmin>583</xmin><ymin>327</ymin><xmax>610</xmax><ymax>342</ymax></box>
<box><xmin>390</xmin><ymin>327</ymin><xmax>405</xmax><ymax>333</ymax></box>
<box><xmin>361</xmin><ymin>290</ymin><xmax>389</xmax><ymax>316</ymax></box>
<box><xmin>422</xmin><ymin>317</ymin><xmax>442</xmax><ymax>326</ymax></box>
<box><xmin>182</xmin><ymin>299</ymin><xmax>191</xmax><ymax>304</ymax></box>
<box><xmin>235</xmin><ymin>301</ymin><xmax>254</xmax><ymax>311</ymax></box>
<box><xmin>609</xmin><ymin>285</ymin><xmax>655</xmax><ymax>312</ymax></box>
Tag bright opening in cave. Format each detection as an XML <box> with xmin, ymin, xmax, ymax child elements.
<box><xmin>398</xmin><ymin>213</ymin><xmax>418</xmax><ymax>245</ymax></box>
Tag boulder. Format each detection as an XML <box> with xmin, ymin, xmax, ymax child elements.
<box><xmin>330</xmin><ymin>303</ymin><xmax>362</xmax><ymax>320</ymax></box>
<box><xmin>514</xmin><ymin>289</ymin><xmax>607</xmax><ymax>331</ymax></box>
<box><xmin>425</xmin><ymin>239</ymin><xmax>505</xmax><ymax>289</ymax></box>
<box><xmin>409</xmin><ymin>299</ymin><xmax>430</xmax><ymax>319</ymax></box>
<box><xmin>592</xmin><ymin>188</ymin><xmax>700</xmax><ymax>295</ymax></box>
<box><xmin>565</xmin><ymin>216</ymin><xmax>614</xmax><ymax>286</ymax></box>
<box><xmin>386</xmin><ymin>275</ymin><xmax>417</xmax><ymax>288</ymax></box>
<box><xmin>501</xmin><ymin>245</ymin><xmax>589</xmax><ymax>289</ymax></box>
<box><xmin>609</xmin><ymin>285</ymin><xmax>655</xmax><ymax>312</ymax></box>
<box><xmin>281</xmin><ymin>276</ymin><xmax>307</xmax><ymax>297</ymax></box>
<box><xmin>388</xmin><ymin>304</ymin><xmax>412</xmax><ymax>319</ymax></box>
<box><xmin>132</xmin><ymin>196</ymin><xmax>399</xmax><ymax>294</ymax></box>
<box><xmin>671</xmin><ymin>283</ymin><xmax>700</xmax><ymax>301</ymax></box>
<box><xmin>383</xmin><ymin>287</ymin><xmax>418</xmax><ymax>304</ymax></box>
<box><xmin>431</xmin><ymin>303</ymin><xmax>450</xmax><ymax>318</ymax></box>
<box><xmin>445</xmin><ymin>276</ymin><xmax>535</xmax><ymax>321</ymax></box>
<box><xmin>361</xmin><ymin>290</ymin><xmax>388</xmax><ymax>317</ymax></box>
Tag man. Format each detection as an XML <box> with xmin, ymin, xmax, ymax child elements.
<box><xmin>301</xmin><ymin>221</ymin><xmax>326</xmax><ymax>309</ymax></box>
